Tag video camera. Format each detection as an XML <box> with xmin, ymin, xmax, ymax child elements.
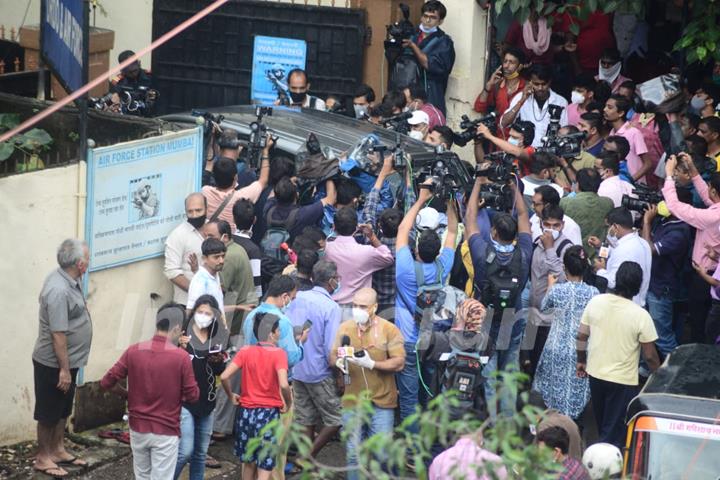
<box><xmin>379</xmin><ymin>111</ymin><xmax>412</xmax><ymax>135</ymax></box>
<box><xmin>453</xmin><ymin>113</ymin><xmax>497</xmax><ymax>147</ymax></box>
<box><xmin>246</xmin><ymin>106</ymin><xmax>279</xmax><ymax>168</ymax></box>
<box><xmin>543</xmin><ymin>104</ymin><xmax>564</xmax><ymax>140</ymax></box>
<box><xmin>386</xmin><ymin>3</ymin><xmax>415</xmax><ymax>47</ymax></box>
<box><xmin>475</xmin><ymin>151</ymin><xmax>517</xmax><ymax>211</ymax></box>
<box><xmin>416</xmin><ymin>151</ymin><xmax>475</xmax><ymax>200</ymax></box>
<box><xmin>621</xmin><ymin>185</ymin><xmax>663</xmax><ymax>213</ymax></box>
<box><xmin>90</xmin><ymin>85</ymin><xmax>158</xmax><ymax>117</ymax></box>
<box><xmin>536</xmin><ymin>131</ymin><xmax>586</xmax><ymax>159</ymax></box>
<box><xmin>368</xmin><ymin>131</ymin><xmax>409</xmax><ymax>170</ymax></box>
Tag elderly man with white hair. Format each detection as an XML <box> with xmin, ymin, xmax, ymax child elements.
<box><xmin>32</xmin><ymin>239</ymin><xmax>93</xmax><ymax>477</ymax></box>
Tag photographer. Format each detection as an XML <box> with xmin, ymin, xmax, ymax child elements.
<box><xmin>640</xmin><ymin>194</ymin><xmax>692</xmax><ymax>358</ymax></box>
<box><xmin>500</xmin><ymin>64</ymin><xmax>568</xmax><ymax>147</ymax></box>
<box><xmin>465</xmin><ymin>178</ymin><xmax>532</xmax><ymax>418</ymax></box>
<box><xmin>663</xmin><ymin>154</ymin><xmax>720</xmax><ymax>343</ymax></box>
<box><xmin>475</xmin><ymin>121</ymin><xmax>534</xmax><ymax>170</ymax></box>
<box><xmin>552</xmin><ymin>125</ymin><xmax>598</xmax><ymax>191</ymax></box>
<box><xmin>109</xmin><ymin>50</ymin><xmax>156</xmax><ymax>116</ymax></box>
<box><xmin>400</xmin><ymin>1</ymin><xmax>455</xmax><ymax>115</ymax></box>
<box><xmin>277</xmin><ymin>68</ymin><xmax>326</xmax><ymax>111</ymax></box>
<box><xmin>577</xmin><ymin>112</ymin><xmax>606</xmax><ymax>157</ymax></box>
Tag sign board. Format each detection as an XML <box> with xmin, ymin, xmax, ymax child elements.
<box><xmin>41</xmin><ymin>0</ymin><xmax>88</xmax><ymax>93</ymax></box>
<box><xmin>85</xmin><ymin>128</ymin><xmax>203</xmax><ymax>271</ymax></box>
<box><xmin>251</xmin><ymin>35</ymin><xmax>307</xmax><ymax>105</ymax></box>
<box><xmin>636</xmin><ymin>417</ymin><xmax>720</xmax><ymax>441</ymax></box>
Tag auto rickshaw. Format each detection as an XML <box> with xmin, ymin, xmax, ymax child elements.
<box><xmin>623</xmin><ymin>344</ymin><xmax>720</xmax><ymax>479</ymax></box>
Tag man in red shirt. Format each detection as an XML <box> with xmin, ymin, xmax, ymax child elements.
<box><xmin>220</xmin><ymin>312</ymin><xmax>292</xmax><ymax>480</ymax></box>
<box><xmin>101</xmin><ymin>303</ymin><xmax>199</xmax><ymax>480</ymax></box>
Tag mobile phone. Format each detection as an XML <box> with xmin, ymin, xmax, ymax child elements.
<box><xmin>302</xmin><ymin>319</ymin><xmax>313</xmax><ymax>331</ymax></box>
<box><xmin>209</xmin><ymin>343</ymin><xmax>222</xmax><ymax>354</ymax></box>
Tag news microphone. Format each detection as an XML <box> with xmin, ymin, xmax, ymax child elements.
<box><xmin>341</xmin><ymin>335</ymin><xmax>352</xmax><ymax>385</ymax></box>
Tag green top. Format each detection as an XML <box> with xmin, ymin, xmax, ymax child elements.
<box><xmin>560</xmin><ymin>192</ymin><xmax>614</xmax><ymax>255</ymax></box>
<box><xmin>222</xmin><ymin>242</ymin><xmax>257</xmax><ymax>335</ymax></box>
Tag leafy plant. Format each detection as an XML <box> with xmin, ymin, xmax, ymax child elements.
<box><xmin>0</xmin><ymin>113</ymin><xmax>53</xmax><ymax>172</ymax></box>
<box><xmin>246</xmin><ymin>372</ymin><xmax>563</xmax><ymax>479</ymax></box>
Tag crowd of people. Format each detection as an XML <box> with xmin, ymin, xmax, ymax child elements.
<box><xmin>29</xmin><ymin>1</ymin><xmax>720</xmax><ymax>479</ymax></box>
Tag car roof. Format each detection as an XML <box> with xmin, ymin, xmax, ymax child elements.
<box><xmin>161</xmin><ymin>105</ymin><xmax>440</xmax><ymax>161</ymax></box>
<box><xmin>627</xmin><ymin>344</ymin><xmax>720</xmax><ymax>423</ymax></box>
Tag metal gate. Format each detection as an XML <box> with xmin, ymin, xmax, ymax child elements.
<box><xmin>151</xmin><ymin>0</ymin><xmax>367</xmax><ymax>114</ymax></box>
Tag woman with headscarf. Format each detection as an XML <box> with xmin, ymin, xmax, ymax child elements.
<box><xmin>505</xmin><ymin>11</ymin><xmax>554</xmax><ymax>65</ymax></box>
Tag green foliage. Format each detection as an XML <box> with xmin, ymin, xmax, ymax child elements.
<box><xmin>674</xmin><ymin>0</ymin><xmax>720</xmax><ymax>63</ymax></box>
<box><xmin>0</xmin><ymin>113</ymin><xmax>53</xmax><ymax>163</ymax></box>
<box><xmin>247</xmin><ymin>373</ymin><xmax>563</xmax><ymax>479</ymax></box>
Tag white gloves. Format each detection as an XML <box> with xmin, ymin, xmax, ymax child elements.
<box><xmin>347</xmin><ymin>352</ymin><xmax>375</xmax><ymax>370</ymax></box>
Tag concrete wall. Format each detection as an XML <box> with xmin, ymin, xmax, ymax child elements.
<box><xmin>441</xmin><ymin>0</ymin><xmax>490</xmax><ymax>163</ymax></box>
<box><xmin>0</xmin><ymin>163</ymin><xmax>172</xmax><ymax>445</ymax></box>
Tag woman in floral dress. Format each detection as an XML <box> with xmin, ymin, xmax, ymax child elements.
<box><xmin>533</xmin><ymin>246</ymin><xmax>598</xmax><ymax>419</ymax></box>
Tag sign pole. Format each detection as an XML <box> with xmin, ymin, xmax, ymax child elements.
<box><xmin>79</xmin><ymin>0</ymin><xmax>90</xmax><ymax>163</ymax></box>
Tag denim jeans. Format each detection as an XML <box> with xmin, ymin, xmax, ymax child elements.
<box><xmin>484</xmin><ymin>311</ymin><xmax>524</xmax><ymax>421</ymax></box>
<box><xmin>646</xmin><ymin>291</ymin><xmax>678</xmax><ymax>357</ymax></box>
<box><xmin>342</xmin><ymin>406</ymin><xmax>395</xmax><ymax>480</ymax></box>
<box><xmin>396</xmin><ymin>341</ymin><xmax>435</xmax><ymax>427</ymax></box>
<box><xmin>174</xmin><ymin>407</ymin><xmax>214</xmax><ymax>480</ymax></box>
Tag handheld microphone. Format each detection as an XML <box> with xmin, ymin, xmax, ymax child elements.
<box><xmin>341</xmin><ymin>335</ymin><xmax>352</xmax><ymax>385</ymax></box>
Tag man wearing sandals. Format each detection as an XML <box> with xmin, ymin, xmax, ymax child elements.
<box><xmin>32</xmin><ymin>239</ymin><xmax>93</xmax><ymax>477</ymax></box>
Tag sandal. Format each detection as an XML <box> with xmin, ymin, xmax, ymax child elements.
<box><xmin>205</xmin><ymin>454</ymin><xmax>221</xmax><ymax>469</ymax></box>
<box><xmin>56</xmin><ymin>456</ymin><xmax>88</xmax><ymax>467</ymax></box>
<box><xmin>34</xmin><ymin>466</ymin><xmax>68</xmax><ymax>478</ymax></box>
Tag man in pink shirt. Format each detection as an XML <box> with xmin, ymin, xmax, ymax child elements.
<box><xmin>429</xmin><ymin>434</ymin><xmax>508</xmax><ymax>480</ymax></box>
<box><xmin>325</xmin><ymin>206</ymin><xmax>394</xmax><ymax>305</ymax></box>
<box><xmin>663</xmin><ymin>154</ymin><xmax>720</xmax><ymax>343</ymax></box>
<box><xmin>405</xmin><ymin>85</ymin><xmax>446</xmax><ymax>131</ymax></box>
<box><xmin>596</xmin><ymin>151</ymin><xmax>634</xmax><ymax>207</ymax></box>
<box><xmin>605</xmin><ymin>95</ymin><xmax>652</xmax><ymax>183</ymax></box>
<box><xmin>201</xmin><ymin>138</ymin><xmax>273</xmax><ymax>231</ymax></box>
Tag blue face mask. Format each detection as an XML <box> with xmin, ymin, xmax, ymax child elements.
<box><xmin>491</xmin><ymin>238</ymin><xmax>515</xmax><ymax>254</ymax></box>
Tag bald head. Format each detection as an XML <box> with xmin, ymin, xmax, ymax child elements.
<box><xmin>185</xmin><ymin>192</ymin><xmax>207</xmax><ymax>218</ymax></box>
<box><xmin>353</xmin><ymin>288</ymin><xmax>377</xmax><ymax>308</ymax></box>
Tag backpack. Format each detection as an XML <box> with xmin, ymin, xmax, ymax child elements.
<box><xmin>260</xmin><ymin>206</ymin><xmax>298</xmax><ymax>262</ymax></box>
<box><xmin>441</xmin><ymin>350</ymin><xmax>488</xmax><ymax>420</ymax></box>
<box><xmin>412</xmin><ymin>261</ymin><xmax>468</xmax><ymax>331</ymax></box>
<box><xmin>479</xmin><ymin>247</ymin><xmax>524</xmax><ymax>313</ymax></box>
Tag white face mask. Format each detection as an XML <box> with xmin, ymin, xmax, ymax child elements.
<box><xmin>543</xmin><ymin>228</ymin><xmax>560</xmax><ymax>241</ymax></box>
<box><xmin>194</xmin><ymin>312</ymin><xmax>214</xmax><ymax>329</ymax></box>
<box><xmin>353</xmin><ymin>104</ymin><xmax>367</xmax><ymax>119</ymax></box>
<box><xmin>598</xmin><ymin>60</ymin><xmax>622</xmax><ymax>84</ymax></box>
<box><xmin>409</xmin><ymin>130</ymin><xmax>425</xmax><ymax>141</ymax></box>
<box><xmin>352</xmin><ymin>307</ymin><xmax>370</xmax><ymax>325</ymax></box>
<box><xmin>419</xmin><ymin>24</ymin><xmax>438</xmax><ymax>34</ymax></box>
<box><xmin>571</xmin><ymin>91</ymin><xmax>585</xmax><ymax>105</ymax></box>
<box><xmin>508</xmin><ymin>137</ymin><xmax>521</xmax><ymax>146</ymax></box>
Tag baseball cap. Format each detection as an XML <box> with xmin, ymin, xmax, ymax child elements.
<box><xmin>408</xmin><ymin>110</ymin><xmax>430</xmax><ymax>126</ymax></box>
<box><xmin>416</xmin><ymin>207</ymin><xmax>440</xmax><ymax>231</ymax></box>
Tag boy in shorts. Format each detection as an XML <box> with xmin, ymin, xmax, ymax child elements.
<box><xmin>220</xmin><ymin>312</ymin><xmax>292</xmax><ymax>479</ymax></box>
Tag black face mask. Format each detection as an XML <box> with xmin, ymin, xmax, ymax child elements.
<box><xmin>290</xmin><ymin>90</ymin><xmax>307</xmax><ymax>104</ymax></box>
<box><xmin>187</xmin><ymin>215</ymin><xmax>206</xmax><ymax>229</ymax></box>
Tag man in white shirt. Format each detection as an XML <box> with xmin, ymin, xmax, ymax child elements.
<box><xmin>591</xmin><ymin>207</ymin><xmax>652</xmax><ymax>306</ymax></box>
<box><xmin>187</xmin><ymin>237</ymin><xmax>226</xmax><ymax>311</ymax></box>
<box><xmin>530</xmin><ymin>185</ymin><xmax>582</xmax><ymax>245</ymax></box>
<box><xmin>596</xmin><ymin>151</ymin><xmax>634</xmax><ymax>207</ymax></box>
<box><xmin>164</xmin><ymin>193</ymin><xmax>206</xmax><ymax>306</ymax></box>
<box><xmin>500</xmin><ymin>64</ymin><xmax>568</xmax><ymax>147</ymax></box>
<box><xmin>280</xmin><ymin>68</ymin><xmax>326</xmax><ymax>111</ymax></box>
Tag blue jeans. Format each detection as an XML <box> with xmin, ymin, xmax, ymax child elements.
<box><xmin>396</xmin><ymin>341</ymin><xmax>435</xmax><ymax>427</ymax></box>
<box><xmin>646</xmin><ymin>291</ymin><xmax>678</xmax><ymax>357</ymax></box>
<box><xmin>343</xmin><ymin>406</ymin><xmax>395</xmax><ymax>480</ymax></box>
<box><xmin>174</xmin><ymin>407</ymin><xmax>214</xmax><ymax>480</ymax></box>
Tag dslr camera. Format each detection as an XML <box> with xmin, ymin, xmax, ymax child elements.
<box><xmin>621</xmin><ymin>185</ymin><xmax>663</xmax><ymax>213</ymax></box>
<box><xmin>416</xmin><ymin>151</ymin><xmax>475</xmax><ymax>200</ymax></box>
<box><xmin>453</xmin><ymin>113</ymin><xmax>497</xmax><ymax>147</ymax></box>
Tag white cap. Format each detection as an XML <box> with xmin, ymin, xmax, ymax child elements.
<box><xmin>582</xmin><ymin>443</ymin><xmax>623</xmax><ymax>480</ymax></box>
<box><xmin>416</xmin><ymin>207</ymin><xmax>440</xmax><ymax>231</ymax></box>
<box><xmin>408</xmin><ymin>110</ymin><xmax>430</xmax><ymax>126</ymax></box>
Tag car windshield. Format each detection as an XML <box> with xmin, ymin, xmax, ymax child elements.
<box><xmin>629</xmin><ymin>418</ymin><xmax>720</xmax><ymax>479</ymax></box>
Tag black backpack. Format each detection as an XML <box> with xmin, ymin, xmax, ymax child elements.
<box><xmin>260</xmin><ymin>206</ymin><xmax>298</xmax><ymax>263</ymax></box>
<box><xmin>478</xmin><ymin>247</ymin><xmax>524</xmax><ymax>313</ymax></box>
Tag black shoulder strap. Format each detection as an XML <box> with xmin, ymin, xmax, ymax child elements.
<box><xmin>309</xmin><ymin>96</ymin><xmax>318</xmax><ymax>110</ymax></box>
<box><xmin>267</xmin><ymin>206</ymin><xmax>299</xmax><ymax>230</ymax></box>
<box><xmin>208</xmin><ymin>191</ymin><xmax>235</xmax><ymax>223</ymax></box>
<box><xmin>555</xmin><ymin>239</ymin><xmax>573</xmax><ymax>259</ymax></box>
